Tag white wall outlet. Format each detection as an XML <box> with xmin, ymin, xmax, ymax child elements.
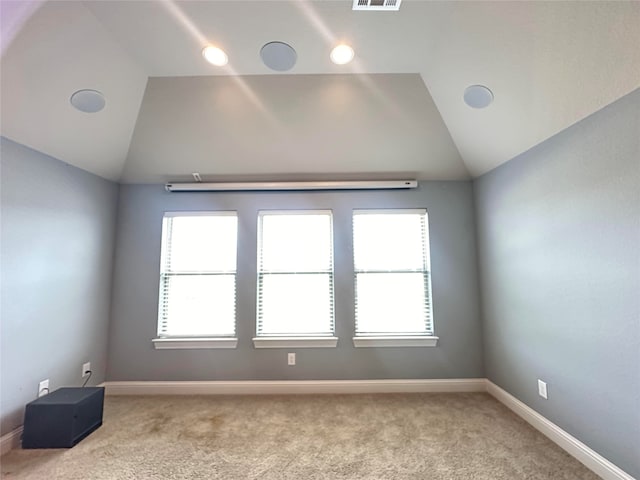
<box><xmin>38</xmin><ymin>379</ymin><xmax>49</xmax><ymax>397</ymax></box>
<box><xmin>538</xmin><ymin>379</ymin><xmax>548</xmax><ymax>399</ymax></box>
<box><xmin>82</xmin><ymin>362</ymin><xmax>91</xmax><ymax>378</ymax></box>
<box><xmin>287</xmin><ymin>353</ymin><xmax>296</xmax><ymax>366</ymax></box>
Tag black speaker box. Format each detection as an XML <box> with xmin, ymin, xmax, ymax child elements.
<box><xmin>22</xmin><ymin>387</ymin><xmax>105</xmax><ymax>449</ymax></box>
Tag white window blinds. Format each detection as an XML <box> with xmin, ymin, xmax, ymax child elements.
<box><xmin>353</xmin><ymin>209</ymin><xmax>433</xmax><ymax>336</ymax></box>
<box><xmin>257</xmin><ymin>211</ymin><xmax>335</xmax><ymax>336</ymax></box>
<box><xmin>158</xmin><ymin>212</ymin><xmax>238</xmax><ymax>337</ymax></box>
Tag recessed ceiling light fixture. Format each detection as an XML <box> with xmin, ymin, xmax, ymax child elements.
<box><xmin>464</xmin><ymin>85</ymin><xmax>494</xmax><ymax>109</ymax></box>
<box><xmin>202</xmin><ymin>46</ymin><xmax>228</xmax><ymax>66</ymax></box>
<box><xmin>70</xmin><ymin>89</ymin><xmax>105</xmax><ymax>113</ymax></box>
<box><xmin>260</xmin><ymin>41</ymin><xmax>297</xmax><ymax>71</ymax></box>
<box><xmin>330</xmin><ymin>44</ymin><xmax>355</xmax><ymax>65</ymax></box>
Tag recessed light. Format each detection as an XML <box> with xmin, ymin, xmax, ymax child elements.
<box><xmin>330</xmin><ymin>44</ymin><xmax>355</xmax><ymax>65</ymax></box>
<box><xmin>463</xmin><ymin>85</ymin><xmax>494</xmax><ymax>109</ymax></box>
<box><xmin>260</xmin><ymin>41</ymin><xmax>297</xmax><ymax>71</ymax></box>
<box><xmin>70</xmin><ymin>89</ymin><xmax>105</xmax><ymax>113</ymax></box>
<box><xmin>202</xmin><ymin>46</ymin><xmax>228</xmax><ymax>66</ymax></box>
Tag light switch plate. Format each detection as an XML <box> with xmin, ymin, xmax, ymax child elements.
<box><xmin>538</xmin><ymin>379</ymin><xmax>548</xmax><ymax>399</ymax></box>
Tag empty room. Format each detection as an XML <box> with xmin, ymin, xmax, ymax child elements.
<box><xmin>1</xmin><ymin>1</ymin><xmax>638</xmax><ymax>479</ymax></box>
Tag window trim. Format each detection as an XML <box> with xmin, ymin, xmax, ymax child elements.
<box><xmin>352</xmin><ymin>208</ymin><xmax>435</xmax><ymax>341</ymax></box>
<box><xmin>154</xmin><ymin>211</ymin><xmax>238</xmax><ymax>348</ymax></box>
<box><xmin>352</xmin><ymin>336</ymin><xmax>438</xmax><ymax>348</ymax></box>
<box><xmin>252</xmin><ymin>336</ymin><xmax>339</xmax><ymax>349</ymax></box>
<box><xmin>152</xmin><ymin>337</ymin><xmax>238</xmax><ymax>349</ymax></box>
<box><xmin>255</xmin><ymin>210</ymin><xmax>336</xmax><ymax>343</ymax></box>
<box><xmin>162</xmin><ymin>210</ymin><xmax>238</xmax><ymax>218</ymax></box>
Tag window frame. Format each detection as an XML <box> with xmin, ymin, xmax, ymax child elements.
<box><xmin>153</xmin><ymin>211</ymin><xmax>239</xmax><ymax>350</ymax></box>
<box><xmin>351</xmin><ymin>208</ymin><xmax>438</xmax><ymax>348</ymax></box>
<box><xmin>253</xmin><ymin>210</ymin><xmax>338</xmax><ymax>349</ymax></box>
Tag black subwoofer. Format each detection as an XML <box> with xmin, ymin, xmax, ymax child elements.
<box><xmin>22</xmin><ymin>387</ymin><xmax>105</xmax><ymax>449</ymax></box>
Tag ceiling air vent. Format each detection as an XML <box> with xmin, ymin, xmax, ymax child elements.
<box><xmin>353</xmin><ymin>0</ymin><xmax>401</xmax><ymax>11</ymax></box>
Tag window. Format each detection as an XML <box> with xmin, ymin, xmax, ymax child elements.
<box><xmin>352</xmin><ymin>209</ymin><xmax>437</xmax><ymax>347</ymax></box>
<box><xmin>254</xmin><ymin>211</ymin><xmax>337</xmax><ymax>348</ymax></box>
<box><xmin>153</xmin><ymin>212</ymin><xmax>238</xmax><ymax>349</ymax></box>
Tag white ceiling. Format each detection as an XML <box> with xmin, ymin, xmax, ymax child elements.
<box><xmin>1</xmin><ymin>0</ymin><xmax>639</xmax><ymax>183</ymax></box>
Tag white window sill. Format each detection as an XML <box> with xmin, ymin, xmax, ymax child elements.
<box><xmin>352</xmin><ymin>336</ymin><xmax>439</xmax><ymax>348</ymax></box>
<box><xmin>152</xmin><ymin>337</ymin><xmax>238</xmax><ymax>349</ymax></box>
<box><xmin>253</xmin><ymin>337</ymin><xmax>338</xmax><ymax>349</ymax></box>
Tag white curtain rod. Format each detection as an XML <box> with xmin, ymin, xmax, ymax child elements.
<box><xmin>165</xmin><ymin>180</ymin><xmax>418</xmax><ymax>192</ymax></box>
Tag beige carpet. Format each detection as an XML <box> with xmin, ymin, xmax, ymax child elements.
<box><xmin>1</xmin><ymin>393</ymin><xmax>600</xmax><ymax>479</ymax></box>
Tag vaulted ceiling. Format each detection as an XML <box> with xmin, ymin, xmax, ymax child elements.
<box><xmin>2</xmin><ymin>1</ymin><xmax>639</xmax><ymax>183</ymax></box>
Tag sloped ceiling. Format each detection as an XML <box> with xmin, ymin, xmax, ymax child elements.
<box><xmin>1</xmin><ymin>0</ymin><xmax>639</xmax><ymax>183</ymax></box>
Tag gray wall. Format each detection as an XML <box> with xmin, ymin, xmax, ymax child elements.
<box><xmin>474</xmin><ymin>89</ymin><xmax>640</xmax><ymax>477</ymax></box>
<box><xmin>0</xmin><ymin>138</ymin><xmax>119</xmax><ymax>435</ymax></box>
<box><xmin>107</xmin><ymin>182</ymin><xmax>483</xmax><ymax>381</ymax></box>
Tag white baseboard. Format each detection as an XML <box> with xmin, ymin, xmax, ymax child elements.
<box><xmin>486</xmin><ymin>381</ymin><xmax>635</xmax><ymax>480</ymax></box>
<box><xmin>104</xmin><ymin>378</ymin><xmax>487</xmax><ymax>396</ymax></box>
<box><xmin>0</xmin><ymin>427</ymin><xmax>22</xmax><ymax>456</ymax></box>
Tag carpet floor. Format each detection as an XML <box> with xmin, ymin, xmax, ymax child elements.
<box><xmin>1</xmin><ymin>393</ymin><xmax>600</xmax><ymax>479</ymax></box>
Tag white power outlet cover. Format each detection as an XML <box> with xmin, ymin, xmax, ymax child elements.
<box><xmin>538</xmin><ymin>379</ymin><xmax>548</xmax><ymax>399</ymax></box>
<box><xmin>82</xmin><ymin>362</ymin><xmax>91</xmax><ymax>377</ymax></box>
<box><xmin>38</xmin><ymin>379</ymin><xmax>49</xmax><ymax>397</ymax></box>
<box><xmin>287</xmin><ymin>353</ymin><xmax>296</xmax><ymax>366</ymax></box>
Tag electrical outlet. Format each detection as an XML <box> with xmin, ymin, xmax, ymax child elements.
<box><xmin>38</xmin><ymin>379</ymin><xmax>49</xmax><ymax>397</ymax></box>
<box><xmin>82</xmin><ymin>362</ymin><xmax>91</xmax><ymax>378</ymax></box>
<box><xmin>287</xmin><ymin>353</ymin><xmax>296</xmax><ymax>366</ymax></box>
<box><xmin>538</xmin><ymin>379</ymin><xmax>548</xmax><ymax>399</ymax></box>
